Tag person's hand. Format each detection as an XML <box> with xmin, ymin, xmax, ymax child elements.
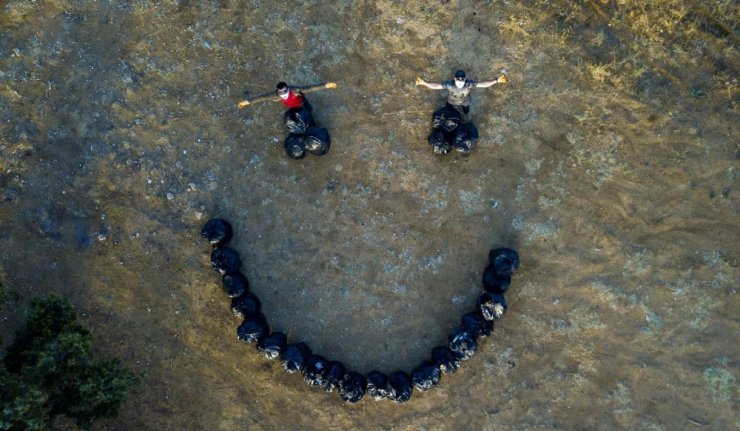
<box><xmin>237</xmin><ymin>100</ymin><xmax>250</xmax><ymax>108</ymax></box>
<box><xmin>415</xmin><ymin>76</ymin><xmax>424</xmax><ymax>86</ymax></box>
<box><xmin>497</xmin><ymin>74</ymin><xmax>508</xmax><ymax>84</ymax></box>
<box><xmin>325</xmin><ymin>82</ymin><xmax>337</xmax><ymax>89</ymax></box>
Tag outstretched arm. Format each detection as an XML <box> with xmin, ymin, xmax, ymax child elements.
<box><xmin>475</xmin><ymin>74</ymin><xmax>508</xmax><ymax>88</ymax></box>
<box><xmin>415</xmin><ymin>77</ymin><xmax>444</xmax><ymax>90</ymax></box>
<box><xmin>292</xmin><ymin>82</ymin><xmax>337</xmax><ymax>93</ymax></box>
<box><xmin>237</xmin><ymin>90</ymin><xmax>279</xmax><ymax>108</ymax></box>
<box><xmin>237</xmin><ymin>82</ymin><xmax>337</xmax><ymax>109</ymax></box>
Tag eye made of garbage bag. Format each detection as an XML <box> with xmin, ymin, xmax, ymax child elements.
<box><xmin>222</xmin><ymin>272</ymin><xmax>249</xmax><ymax>298</ymax></box>
<box><xmin>432</xmin><ymin>105</ymin><xmax>461</xmax><ymax>132</ymax></box>
<box><xmin>453</xmin><ymin>122</ymin><xmax>479</xmax><ymax>154</ymax></box>
<box><xmin>281</xmin><ymin>342</ymin><xmax>312</xmax><ymax>373</ymax></box>
<box><xmin>303</xmin><ymin>354</ymin><xmax>330</xmax><ymax>387</ymax></box>
<box><xmin>448</xmin><ymin>326</ymin><xmax>477</xmax><ymax>361</ymax></box>
<box><xmin>387</xmin><ymin>371</ymin><xmax>413</xmax><ymax>403</ymax></box>
<box><xmin>461</xmin><ymin>311</ymin><xmax>493</xmax><ymax>338</ymax></box>
<box><xmin>339</xmin><ymin>371</ymin><xmax>366</xmax><ymax>403</ymax></box>
<box><xmin>211</xmin><ymin>247</ymin><xmax>241</xmax><ymax>274</ymax></box>
<box><xmin>489</xmin><ymin>248</ymin><xmax>520</xmax><ymax>275</ymax></box>
<box><xmin>200</xmin><ymin>218</ymin><xmax>233</xmax><ymax>246</ymax></box>
<box><xmin>257</xmin><ymin>332</ymin><xmax>287</xmax><ymax>360</ymax></box>
<box><xmin>366</xmin><ymin>371</ymin><xmax>391</xmax><ymax>401</ymax></box>
<box><xmin>284</xmin><ymin>134</ymin><xmax>306</xmax><ymax>159</ymax></box>
<box><xmin>304</xmin><ymin>127</ymin><xmax>331</xmax><ymax>156</ymax></box>
<box><xmin>428</xmin><ymin>130</ymin><xmax>453</xmax><ymax>155</ymax></box>
<box><xmin>284</xmin><ymin>107</ymin><xmax>315</xmax><ymax>134</ymax></box>
<box><xmin>236</xmin><ymin>313</ymin><xmax>268</xmax><ymax>344</ymax></box>
<box><xmin>230</xmin><ymin>291</ymin><xmax>261</xmax><ymax>320</ymax></box>
<box><xmin>323</xmin><ymin>361</ymin><xmax>346</xmax><ymax>393</ymax></box>
<box><xmin>412</xmin><ymin>360</ymin><xmax>441</xmax><ymax>391</ymax></box>
<box><xmin>432</xmin><ymin>346</ymin><xmax>464</xmax><ymax>374</ymax></box>
<box><xmin>478</xmin><ymin>291</ymin><xmax>508</xmax><ymax>321</ymax></box>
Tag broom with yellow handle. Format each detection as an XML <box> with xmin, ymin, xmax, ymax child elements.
<box><xmin>238</xmin><ymin>82</ymin><xmax>338</xmax><ymax>109</ymax></box>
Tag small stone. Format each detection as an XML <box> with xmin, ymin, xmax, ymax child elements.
<box><xmin>166</xmin><ymin>192</ymin><xmax>174</xmax><ymax>200</ymax></box>
<box><xmin>195</xmin><ymin>212</ymin><xmax>203</xmax><ymax>220</ymax></box>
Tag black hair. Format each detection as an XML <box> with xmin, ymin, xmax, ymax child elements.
<box><xmin>276</xmin><ymin>82</ymin><xmax>288</xmax><ymax>91</ymax></box>
<box><xmin>454</xmin><ymin>70</ymin><xmax>466</xmax><ymax>79</ymax></box>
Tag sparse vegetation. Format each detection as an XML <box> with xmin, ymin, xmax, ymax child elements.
<box><xmin>0</xmin><ymin>296</ymin><xmax>140</xmax><ymax>431</ymax></box>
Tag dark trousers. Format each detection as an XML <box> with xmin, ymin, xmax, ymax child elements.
<box><xmin>447</xmin><ymin>102</ymin><xmax>469</xmax><ymax>114</ymax></box>
<box><xmin>301</xmin><ymin>97</ymin><xmax>313</xmax><ymax>111</ymax></box>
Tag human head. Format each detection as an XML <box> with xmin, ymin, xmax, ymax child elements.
<box><xmin>276</xmin><ymin>82</ymin><xmax>289</xmax><ymax>99</ymax></box>
<box><xmin>454</xmin><ymin>70</ymin><xmax>466</xmax><ymax>88</ymax></box>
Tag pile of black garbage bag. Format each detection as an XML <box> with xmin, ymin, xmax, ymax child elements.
<box><xmin>283</xmin><ymin>107</ymin><xmax>331</xmax><ymax>159</ymax></box>
<box><xmin>201</xmin><ymin>218</ymin><xmax>520</xmax><ymax>404</ymax></box>
<box><xmin>428</xmin><ymin>105</ymin><xmax>479</xmax><ymax>155</ymax></box>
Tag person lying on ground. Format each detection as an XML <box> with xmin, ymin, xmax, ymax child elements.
<box><xmin>415</xmin><ymin>69</ymin><xmax>506</xmax><ymax>114</ymax></box>
<box><xmin>237</xmin><ymin>81</ymin><xmax>337</xmax><ymax>109</ymax></box>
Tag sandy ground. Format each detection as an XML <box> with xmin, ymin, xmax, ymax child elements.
<box><xmin>1</xmin><ymin>1</ymin><xmax>738</xmax><ymax>430</ymax></box>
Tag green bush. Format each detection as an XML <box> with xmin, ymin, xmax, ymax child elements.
<box><xmin>1</xmin><ymin>296</ymin><xmax>140</xmax><ymax>430</ymax></box>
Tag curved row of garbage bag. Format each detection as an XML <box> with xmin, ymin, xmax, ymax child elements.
<box><xmin>201</xmin><ymin>218</ymin><xmax>519</xmax><ymax>403</ymax></box>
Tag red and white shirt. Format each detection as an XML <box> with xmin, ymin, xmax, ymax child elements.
<box><xmin>280</xmin><ymin>91</ymin><xmax>304</xmax><ymax>109</ymax></box>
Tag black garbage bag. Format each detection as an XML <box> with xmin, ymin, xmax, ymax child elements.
<box><xmin>257</xmin><ymin>332</ymin><xmax>287</xmax><ymax>360</ymax></box>
<box><xmin>200</xmin><ymin>218</ymin><xmax>233</xmax><ymax>246</ymax></box>
<box><xmin>366</xmin><ymin>371</ymin><xmax>391</xmax><ymax>401</ymax></box>
<box><xmin>211</xmin><ymin>247</ymin><xmax>241</xmax><ymax>274</ymax></box>
<box><xmin>284</xmin><ymin>133</ymin><xmax>306</xmax><ymax>159</ymax></box>
<box><xmin>236</xmin><ymin>313</ymin><xmax>268</xmax><ymax>344</ymax></box>
<box><xmin>222</xmin><ymin>272</ymin><xmax>248</xmax><ymax>298</ymax></box>
<box><xmin>462</xmin><ymin>311</ymin><xmax>493</xmax><ymax>338</ymax></box>
<box><xmin>304</xmin><ymin>127</ymin><xmax>331</xmax><ymax>156</ymax></box>
<box><xmin>448</xmin><ymin>326</ymin><xmax>477</xmax><ymax>361</ymax></box>
<box><xmin>453</xmin><ymin>122</ymin><xmax>479</xmax><ymax>154</ymax></box>
<box><xmin>323</xmin><ymin>361</ymin><xmax>346</xmax><ymax>393</ymax></box>
<box><xmin>303</xmin><ymin>354</ymin><xmax>330</xmax><ymax>387</ymax></box>
<box><xmin>281</xmin><ymin>342</ymin><xmax>312</xmax><ymax>373</ymax></box>
<box><xmin>482</xmin><ymin>265</ymin><xmax>512</xmax><ymax>294</ymax></box>
<box><xmin>478</xmin><ymin>291</ymin><xmax>508</xmax><ymax>321</ymax></box>
<box><xmin>231</xmin><ymin>292</ymin><xmax>261</xmax><ymax>320</ymax></box>
<box><xmin>284</xmin><ymin>107</ymin><xmax>314</xmax><ymax>134</ymax></box>
<box><xmin>432</xmin><ymin>105</ymin><xmax>461</xmax><ymax>132</ymax></box>
<box><xmin>339</xmin><ymin>371</ymin><xmax>366</xmax><ymax>403</ymax></box>
<box><xmin>432</xmin><ymin>346</ymin><xmax>464</xmax><ymax>374</ymax></box>
<box><xmin>387</xmin><ymin>371</ymin><xmax>413</xmax><ymax>404</ymax></box>
<box><xmin>428</xmin><ymin>130</ymin><xmax>452</xmax><ymax>155</ymax></box>
<box><xmin>412</xmin><ymin>361</ymin><xmax>441</xmax><ymax>391</ymax></box>
<box><xmin>489</xmin><ymin>248</ymin><xmax>520</xmax><ymax>275</ymax></box>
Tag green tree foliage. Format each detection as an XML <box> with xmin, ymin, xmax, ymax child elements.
<box><xmin>1</xmin><ymin>296</ymin><xmax>140</xmax><ymax>430</ymax></box>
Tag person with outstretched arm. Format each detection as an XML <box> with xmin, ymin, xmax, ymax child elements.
<box><xmin>237</xmin><ymin>81</ymin><xmax>337</xmax><ymax>159</ymax></box>
<box><xmin>415</xmin><ymin>69</ymin><xmax>507</xmax><ymax>114</ymax></box>
<box><xmin>237</xmin><ymin>81</ymin><xmax>337</xmax><ymax>109</ymax></box>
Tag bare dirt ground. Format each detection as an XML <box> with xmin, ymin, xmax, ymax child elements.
<box><xmin>1</xmin><ymin>1</ymin><xmax>737</xmax><ymax>430</ymax></box>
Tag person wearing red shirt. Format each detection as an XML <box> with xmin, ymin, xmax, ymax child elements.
<box><xmin>276</xmin><ymin>82</ymin><xmax>305</xmax><ymax>109</ymax></box>
<box><xmin>237</xmin><ymin>81</ymin><xmax>337</xmax><ymax>109</ymax></box>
